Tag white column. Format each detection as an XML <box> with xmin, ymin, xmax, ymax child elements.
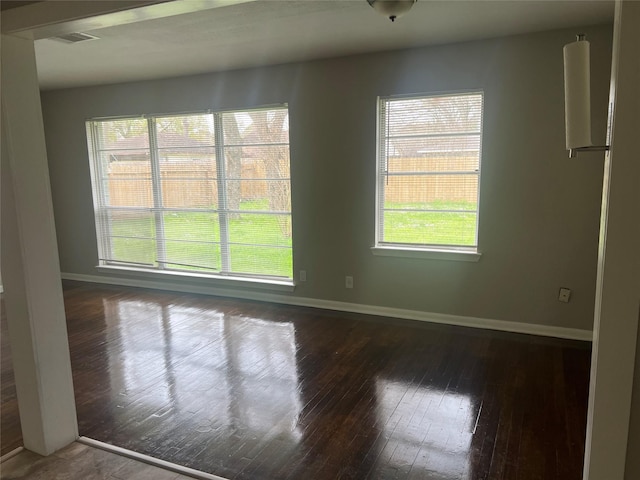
<box><xmin>1</xmin><ymin>33</ymin><xmax>78</xmax><ymax>455</ymax></box>
<box><xmin>583</xmin><ymin>1</ymin><xmax>640</xmax><ymax>479</ymax></box>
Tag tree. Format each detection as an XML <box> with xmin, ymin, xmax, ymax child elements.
<box><xmin>387</xmin><ymin>95</ymin><xmax>481</xmax><ymax>158</ymax></box>
<box><xmin>223</xmin><ymin>114</ymin><xmax>243</xmax><ymax>215</ymax></box>
<box><xmin>99</xmin><ymin>118</ymin><xmax>147</xmax><ymax>145</ymax></box>
<box><xmin>247</xmin><ymin>110</ymin><xmax>291</xmax><ymax>237</ymax></box>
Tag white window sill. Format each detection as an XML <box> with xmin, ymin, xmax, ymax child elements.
<box><xmin>371</xmin><ymin>246</ymin><xmax>482</xmax><ymax>262</ymax></box>
<box><xmin>95</xmin><ymin>265</ymin><xmax>295</xmax><ymax>292</ymax></box>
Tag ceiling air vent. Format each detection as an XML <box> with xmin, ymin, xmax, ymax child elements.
<box><xmin>50</xmin><ymin>32</ymin><xmax>100</xmax><ymax>44</ymax></box>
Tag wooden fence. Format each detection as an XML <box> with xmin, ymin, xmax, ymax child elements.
<box><xmin>108</xmin><ymin>161</ymin><xmax>269</xmax><ymax>208</ymax></box>
<box><xmin>385</xmin><ymin>156</ymin><xmax>478</xmax><ymax>204</ymax></box>
<box><xmin>107</xmin><ymin>156</ymin><xmax>478</xmax><ymax>208</ymax></box>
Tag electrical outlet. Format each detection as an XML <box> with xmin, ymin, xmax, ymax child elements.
<box><xmin>345</xmin><ymin>276</ymin><xmax>354</xmax><ymax>289</ymax></box>
<box><xmin>558</xmin><ymin>288</ymin><xmax>572</xmax><ymax>303</ymax></box>
<box><xmin>299</xmin><ymin>270</ymin><xmax>307</xmax><ymax>282</ymax></box>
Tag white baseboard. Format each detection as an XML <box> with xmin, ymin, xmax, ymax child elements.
<box><xmin>61</xmin><ymin>272</ymin><xmax>593</xmax><ymax>342</ymax></box>
<box><xmin>0</xmin><ymin>447</ymin><xmax>23</xmax><ymax>463</ymax></box>
<box><xmin>78</xmin><ymin>437</ymin><xmax>227</xmax><ymax>480</ymax></box>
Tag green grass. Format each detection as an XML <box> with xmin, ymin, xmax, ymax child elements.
<box><xmin>107</xmin><ymin>200</ymin><xmax>477</xmax><ymax>278</ymax></box>
<box><xmin>109</xmin><ymin>200</ymin><xmax>292</xmax><ymax>278</ymax></box>
<box><xmin>382</xmin><ymin>200</ymin><xmax>477</xmax><ymax>246</ymax></box>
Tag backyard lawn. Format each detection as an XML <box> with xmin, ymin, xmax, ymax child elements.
<box><xmin>110</xmin><ymin>200</ymin><xmax>293</xmax><ymax>278</ymax></box>
<box><xmin>382</xmin><ymin>200</ymin><xmax>477</xmax><ymax>246</ymax></box>
<box><xmin>108</xmin><ymin>200</ymin><xmax>477</xmax><ymax>278</ymax></box>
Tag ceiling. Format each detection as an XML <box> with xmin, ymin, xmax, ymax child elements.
<box><xmin>32</xmin><ymin>0</ymin><xmax>614</xmax><ymax>90</ymax></box>
<box><xmin>0</xmin><ymin>1</ymin><xmax>41</xmax><ymax>11</ymax></box>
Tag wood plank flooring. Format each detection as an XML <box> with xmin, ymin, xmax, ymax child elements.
<box><xmin>1</xmin><ymin>282</ymin><xmax>591</xmax><ymax>479</ymax></box>
<box><xmin>1</xmin><ymin>442</ymin><xmax>196</xmax><ymax>480</ymax></box>
<box><xmin>1</xmin><ymin>295</ymin><xmax>22</xmax><ymax>457</ymax></box>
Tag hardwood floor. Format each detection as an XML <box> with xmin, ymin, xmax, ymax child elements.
<box><xmin>1</xmin><ymin>295</ymin><xmax>22</xmax><ymax>456</ymax></box>
<box><xmin>1</xmin><ymin>442</ymin><xmax>196</xmax><ymax>480</ymax></box>
<box><xmin>1</xmin><ymin>281</ymin><xmax>591</xmax><ymax>479</ymax></box>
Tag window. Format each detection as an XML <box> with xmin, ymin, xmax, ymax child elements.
<box><xmin>375</xmin><ymin>92</ymin><xmax>483</xmax><ymax>257</ymax></box>
<box><xmin>86</xmin><ymin>106</ymin><xmax>293</xmax><ymax>281</ymax></box>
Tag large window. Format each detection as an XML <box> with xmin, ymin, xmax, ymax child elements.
<box><xmin>86</xmin><ymin>106</ymin><xmax>293</xmax><ymax>281</ymax></box>
<box><xmin>375</xmin><ymin>92</ymin><xmax>483</xmax><ymax>254</ymax></box>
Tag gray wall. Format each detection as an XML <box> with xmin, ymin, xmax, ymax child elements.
<box><xmin>41</xmin><ymin>25</ymin><xmax>612</xmax><ymax>331</ymax></box>
<box><xmin>620</xmin><ymin>4</ymin><xmax>640</xmax><ymax>478</ymax></box>
<box><xmin>626</xmin><ymin>318</ymin><xmax>640</xmax><ymax>479</ymax></box>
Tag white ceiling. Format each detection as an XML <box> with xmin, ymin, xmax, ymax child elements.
<box><xmin>34</xmin><ymin>0</ymin><xmax>614</xmax><ymax>90</ymax></box>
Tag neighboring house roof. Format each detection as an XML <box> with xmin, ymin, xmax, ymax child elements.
<box><xmin>106</xmin><ymin>132</ymin><xmax>213</xmax><ymax>156</ymax></box>
<box><xmin>390</xmin><ymin>134</ymin><xmax>481</xmax><ymax>157</ymax></box>
<box><xmin>106</xmin><ymin>129</ymin><xmax>288</xmax><ymax>159</ymax></box>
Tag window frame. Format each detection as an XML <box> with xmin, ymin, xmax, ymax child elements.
<box><xmin>85</xmin><ymin>105</ymin><xmax>295</xmax><ymax>284</ymax></box>
<box><xmin>373</xmin><ymin>90</ymin><xmax>484</xmax><ymax>261</ymax></box>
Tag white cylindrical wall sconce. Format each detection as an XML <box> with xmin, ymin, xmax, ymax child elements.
<box><xmin>563</xmin><ymin>34</ymin><xmax>609</xmax><ymax>158</ymax></box>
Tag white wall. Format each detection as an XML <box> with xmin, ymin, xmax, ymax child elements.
<box><xmin>1</xmin><ymin>33</ymin><xmax>78</xmax><ymax>456</ymax></box>
<box><xmin>41</xmin><ymin>25</ymin><xmax>612</xmax><ymax>334</ymax></box>
<box><xmin>581</xmin><ymin>2</ymin><xmax>640</xmax><ymax>479</ymax></box>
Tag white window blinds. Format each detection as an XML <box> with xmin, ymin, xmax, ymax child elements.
<box><xmin>376</xmin><ymin>92</ymin><xmax>483</xmax><ymax>249</ymax></box>
<box><xmin>87</xmin><ymin>106</ymin><xmax>293</xmax><ymax>280</ymax></box>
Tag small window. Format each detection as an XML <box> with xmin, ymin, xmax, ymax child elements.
<box><xmin>375</xmin><ymin>92</ymin><xmax>483</xmax><ymax>253</ymax></box>
<box><xmin>86</xmin><ymin>106</ymin><xmax>293</xmax><ymax>282</ymax></box>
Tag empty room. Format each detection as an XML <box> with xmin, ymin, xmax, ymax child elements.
<box><xmin>1</xmin><ymin>1</ymin><xmax>639</xmax><ymax>480</ymax></box>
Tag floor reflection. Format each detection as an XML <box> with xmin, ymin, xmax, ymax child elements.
<box><xmin>54</xmin><ymin>284</ymin><xmax>591</xmax><ymax>480</ymax></box>
<box><xmin>373</xmin><ymin>379</ymin><xmax>477</xmax><ymax>479</ymax></box>
<box><xmin>104</xmin><ymin>298</ymin><xmax>301</xmax><ymax>462</ymax></box>
<box><xmin>226</xmin><ymin>316</ymin><xmax>302</xmax><ymax>441</ymax></box>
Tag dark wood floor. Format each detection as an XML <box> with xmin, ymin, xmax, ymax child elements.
<box><xmin>1</xmin><ymin>294</ymin><xmax>22</xmax><ymax>456</ymax></box>
<box><xmin>1</xmin><ymin>281</ymin><xmax>591</xmax><ymax>479</ymax></box>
